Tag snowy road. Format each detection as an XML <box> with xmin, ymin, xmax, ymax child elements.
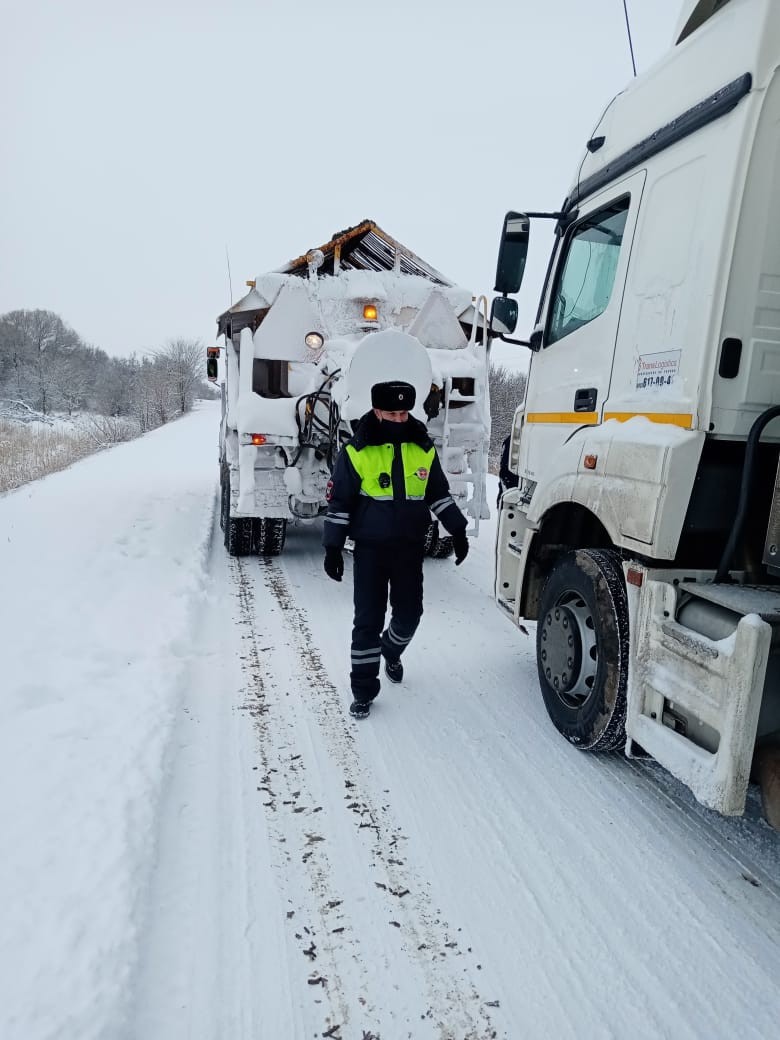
<box><xmin>3</xmin><ymin>403</ymin><xmax>779</xmax><ymax>1039</ymax></box>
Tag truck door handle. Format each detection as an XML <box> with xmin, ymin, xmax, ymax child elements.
<box><xmin>574</xmin><ymin>387</ymin><xmax>597</xmax><ymax>412</ymax></box>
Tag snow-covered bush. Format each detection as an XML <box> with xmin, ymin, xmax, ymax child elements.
<box><xmin>79</xmin><ymin>414</ymin><xmax>139</xmax><ymax>446</ymax></box>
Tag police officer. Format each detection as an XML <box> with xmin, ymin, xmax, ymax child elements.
<box><xmin>323</xmin><ymin>380</ymin><xmax>469</xmax><ymax>719</ymax></box>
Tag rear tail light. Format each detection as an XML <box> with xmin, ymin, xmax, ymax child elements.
<box><xmin>250</xmin><ymin>434</ymin><xmax>267</xmax><ymax>446</ymax></box>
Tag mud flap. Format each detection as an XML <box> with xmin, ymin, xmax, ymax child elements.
<box><xmin>626</xmin><ymin>577</ymin><xmax>770</xmax><ymax>815</ymax></box>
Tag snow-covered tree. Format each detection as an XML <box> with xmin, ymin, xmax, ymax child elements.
<box><xmin>93</xmin><ymin>355</ymin><xmax>140</xmax><ymax>417</ymax></box>
<box><xmin>154</xmin><ymin>338</ymin><xmax>202</xmax><ymax>415</ymax></box>
<box><xmin>488</xmin><ymin>364</ymin><xmax>527</xmax><ymax>467</ymax></box>
<box><xmin>0</xmin><ymin>309</ymin><xmax>213</xmax><ymax>439</ymax></box>
<box><xmin>0</xmin><ymin>309</ymin><xmax>81</xmax><ymax>415</ymax></box>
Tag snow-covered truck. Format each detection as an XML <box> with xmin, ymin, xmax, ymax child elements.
<box><xmin>213</xmin><ymin>220</ymin><xmax>490</xmax><ymax>558</ymax></box>
<box><xmin>490</xmin><ymin>0</ymin><xmax>780</xmax><ymax>827</ymax></box>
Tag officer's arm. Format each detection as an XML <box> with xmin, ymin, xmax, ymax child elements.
<box><xmin>323</xmin><ymin>449</ymin><xmax>360</xmax><ymax>549</ymax></box>
<box><xmin>425</xmin><ymin>452</ymin><xmax>467</xmax><ymax>535</ymax></box>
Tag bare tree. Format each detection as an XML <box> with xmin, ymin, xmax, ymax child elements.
<box><xmin>94</xmin><ymin>355</ymin><xmax>139</xmax><ymax>417</ymax></box>
<box><xmin>150</xmin><ymin>362</ymin><xmax>172</xmax><ymax>426</ymax></box>
<box><xmin>131</xmin><ymin>358</ymin><xmax>168</xmax><ymax>430</ymax></box>
<box><xmin>488</xmin><ymin>364</ymin><xmax>527</xmax><ymax>468</ymax></box>
<box><xmin>0</xmin><ymin>308</ymin><xmax>207</xmax><ymax>428</ymax></box>
<box><xmin>51</xmin><ymin>354</ymin><xmax>91</xmax><ymax>415</ymax></box>
<box><xmin>0</xmin><ymin>316</ymin><xmax>33</xmax><ymax>403</ymax></box>
<box><xmin>154</xmin><ymin>338</ymin><xmax>203</xmax><ymax>415</ymax></box>
<box><xmin>0</xmin><ymin>308</ymin><xmax>221</xmax><ymax>492</ymax></box>
<box><xmin>0</xmin><ymin>310</ymin><xmax>80</xmax><ymax>414</ymax></box>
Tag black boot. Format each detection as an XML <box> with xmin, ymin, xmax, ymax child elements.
<box><xmin>384</xmin><ymin>658</ymin><xmax>403</xmax><ymax>683</ymax></box>
<box><xmin>349</xmin><ymin>699</ymin><xmax>371</xmax><ymax>719</ymax></box>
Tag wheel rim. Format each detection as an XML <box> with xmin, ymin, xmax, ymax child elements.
<box><xmin>539</xmin><ymin>589</ymin><xmax>598</xmax><ymax>708</ymax></box>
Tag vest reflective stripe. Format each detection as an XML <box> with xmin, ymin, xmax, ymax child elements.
<box><xmin>346</xmin><ymin>442</ymin><xmax>435</xmax><ymax>500</ymax></box>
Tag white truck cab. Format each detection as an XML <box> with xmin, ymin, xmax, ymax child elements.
<box><xmin>491</xmin><ymin>0</ymin><xmax>780</xmax><ymax>826</ymax></box>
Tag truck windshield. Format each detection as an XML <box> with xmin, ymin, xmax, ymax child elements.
<box><xmin>547</xmin><ymin>198</ymin><xmax>630</xmax><ymax>345</ymax></box>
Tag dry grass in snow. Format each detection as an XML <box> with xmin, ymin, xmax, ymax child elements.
<box><xmin>0</xmin><ymin>416</ymin><xmax>138</xmax><ymax>493</ymax></box>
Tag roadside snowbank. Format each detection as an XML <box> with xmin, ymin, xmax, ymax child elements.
<box><xmin>0</xmin><ymin>402</ymin><xmax>219</xmax><ymax>1040</ymax></box>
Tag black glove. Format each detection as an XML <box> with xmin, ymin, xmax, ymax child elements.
<box><xmin>324</xmin><ymin>547</ymin><xmax>344</xmax><ymax>582</ymax></box>
<box><xmin>452</xmin><ymin>529</ymin><xmax>469</xmax><ymax>566</ymax></box>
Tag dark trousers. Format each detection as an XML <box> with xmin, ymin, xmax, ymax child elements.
<box><xmin>350</xmin><ymin>540</ymin><xmax>424</xmax><ymax>702</ymax></box>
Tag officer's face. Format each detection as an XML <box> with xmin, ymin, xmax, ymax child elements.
<box><xmin>374</xmin><ymin>408</ymin><xmax>409</xmax><ymax>423</ymax></box>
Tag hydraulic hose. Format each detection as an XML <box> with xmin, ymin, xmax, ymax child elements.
<box><xmin>291</xmin><ymin>369</ymin><xmax>341</xmax><ymax>468</ymax></box>
<box><xmin>715</xmin><ymin>404</ymin><xmax>780</xmax><ymax>583</ymax></box>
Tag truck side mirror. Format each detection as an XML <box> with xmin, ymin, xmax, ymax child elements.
<box><xmin>490</xmin><ymin>295</ymin><xmax>519</xmax><ymax>336</ymax></box>
<box><xmin>206</xmin><ymin>357</ymin><xmax>218</xmax><ymax>382</ymax></box>
<box><xmin>494</xmin><ymin>211</ymin><xmax>530</xmax><ymax>295</ymax></box>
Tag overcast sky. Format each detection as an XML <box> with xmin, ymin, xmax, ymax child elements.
<box><xmin>1</xmin><ymin>0</ymin><xmax>684</xmax><ymax>359</ymax></box>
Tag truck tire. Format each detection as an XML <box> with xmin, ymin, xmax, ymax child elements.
<box><xmin>254</xmin><ymin>517</ymin><xmax>287</xmax><ymax>556</ymax></box>
<box><xmin>423</xmin><ymin>520</ymin><xmax>439</xmax><ymax>556</ymax></box>
<box><xmin>536</xmin><ymin>548</ymin><xmax>628</xmax><ymax>751</ymax></box>
<box><xmin>221</xmin><ymin>473</ymin><xmax>252</xmax><ymax>556</ymax></box>
<box><xmin>430</xmin><ymin>535</ymin><xmax>454</xmax><ymax>559</ymax></box>
<box><xmin>219</xmin><ymin>477</ymin><xmax>229</xmax><ymax>532</ymax></box>
<box><xmin>225</xmin><ymin>516</ymin><xmax>253</xmax><ymax>556</ymax></box>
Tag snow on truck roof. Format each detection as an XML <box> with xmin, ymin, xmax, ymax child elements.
<box><xmin>216</xmin><ymin>221</ymin><xmax>468</xmax><ymax>340</ymax></box>
<box><xmin>276</xmin><ymin>220</ymin><xmax>454</xmax><ymax>286</ymax></box>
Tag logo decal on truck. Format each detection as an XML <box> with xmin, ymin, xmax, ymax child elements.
<box><xmin>636</xmin><ymin>349</ymin><xmax>681</xmax><ymax>390</ymax></box>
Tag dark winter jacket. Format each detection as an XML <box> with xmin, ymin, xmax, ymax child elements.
<box><xmin>323</xmin><ymin>411</ymin><xmax>467</xmax><ymax>548</ymax></box>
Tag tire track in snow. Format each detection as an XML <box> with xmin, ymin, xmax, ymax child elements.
<box><xmin>233</xmin><ymin>558</ymin><xmax>360</xmax><ymax>1038</ymax></box>
<box><xmin>233</xmin><ymin>555</ymin><xmax>502</xmax><ymax>1040</ymax></box>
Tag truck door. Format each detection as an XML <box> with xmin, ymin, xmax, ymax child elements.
<box><xmin>520</xmin><ymin>172</ymin><xmax>646</xmax><ymax>479</ymax></box>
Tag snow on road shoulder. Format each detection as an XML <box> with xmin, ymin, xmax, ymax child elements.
<box><xmin>0</xmin><ymin>402</ymin><xmax>220</xmax><ymax>1040</ymax></box>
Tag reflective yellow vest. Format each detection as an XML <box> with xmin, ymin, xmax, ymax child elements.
<box><xmin>346</xmin><ymin>442</ymin><xmax>435</xmax><ymax>501</ymax></box>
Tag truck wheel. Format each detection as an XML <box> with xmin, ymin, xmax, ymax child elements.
<box><xmin>219</xmin><ymin>478</ymin><xmax>229</xmax><ymax>532</ymax></box>
<box><xmin>536</xmin><ymin>549</ymin><xmax>628</xmax><ymax>751</ymax></box>
<box><xmin>430</xmin><ymin>535</ymin><xmax>454</xmax><ymax>559</ymax></box>
<box><xmin>423</xmin><ymin>521</ymin><xmax>439</xmax><ymax>556</ymax></box>
<box><xmin>254</xmin><ymin>517</ymin><xmax>287</xmax><ymax>556</ymax></box>
<box><xmin>225</xmin><ymin>516</ymin><xmax>253</xmax><ymax>556</ymax></box>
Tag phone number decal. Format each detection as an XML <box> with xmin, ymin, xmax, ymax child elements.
<box><xmin>636</xmin><ymin>349</ymin><xmax>681</xmax><ymax>391</ymax></box>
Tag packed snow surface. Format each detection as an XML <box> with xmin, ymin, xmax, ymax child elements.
<box><xmin>1</xmin><ymin>401</ymin><xmax>779</xmax><ymax>1040</ymax></box>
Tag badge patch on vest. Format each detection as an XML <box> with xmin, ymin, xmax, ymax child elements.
<box><xmin>326</xmin><ymin>479</ymin><xmax>334</xmax><ymax>501</ymax></box>
<box><xmin>415</xmin><ymin>467</ymin><xmax>429</xmax><ymax>480</ymax></box>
